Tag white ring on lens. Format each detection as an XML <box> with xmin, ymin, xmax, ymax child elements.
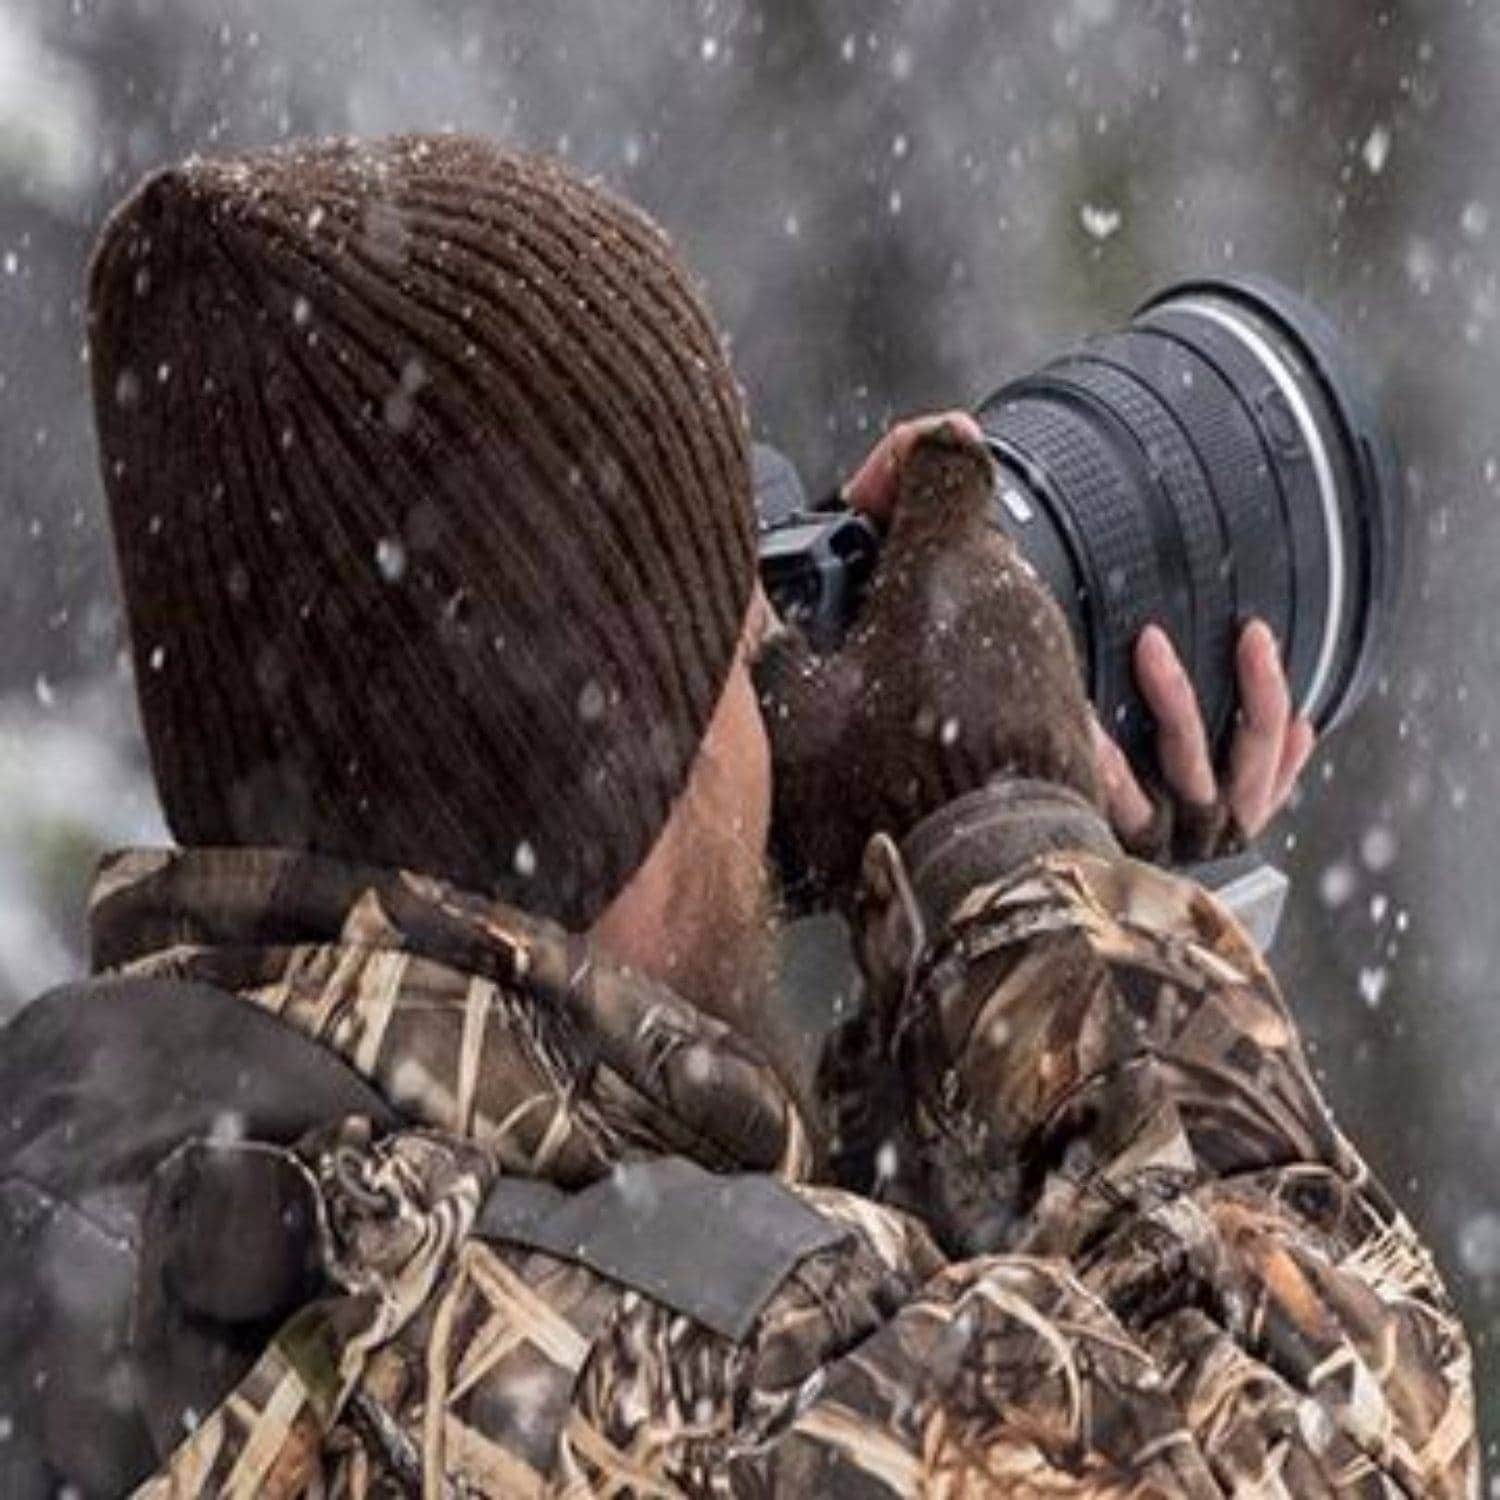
<box><xmin>1170</xmin><ymin>296</ymin><xmax>1346</xmax><ymax>723</ymax></box>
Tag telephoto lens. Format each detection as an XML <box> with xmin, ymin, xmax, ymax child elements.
<box><xmin>976</xmin><ymin>274</ymin><xmax>1403</xmax><ymax>766</ymax></box>
<box><xmin>756</xmin><ymin>275</ymin><xmax>1404</xmax><ymax>773</ymax></box>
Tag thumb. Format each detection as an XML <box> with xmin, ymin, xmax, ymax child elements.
<box><xmin>886</xmin><ymin>425</ymin><xmax>997</xmax><ymax>552</ymax></box>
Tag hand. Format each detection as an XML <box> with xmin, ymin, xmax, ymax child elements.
<box><xmin>841</xmin><ymin>409</ymin><xmax>986</xmax><ymax>522</ymax></box>
<box><xmin>758</xmin><ymin>418</ymin><xmax>1096</xmax><ymax>905</ymax></box>
<box><xmin>1093</xmin><ymin>620</ymin><xmax>1316</xmax><ymax>862</ymax></box>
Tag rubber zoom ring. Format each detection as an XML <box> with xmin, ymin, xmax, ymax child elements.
<box><xmin>1040</xmin><ymin>354</ymin><xmax>1238</xmax><ymax>745</ymax></box>
<box><xmin>984</xmin><ymin>395</ymin><xmax>1160</xmax><ymax>732</ymax></box>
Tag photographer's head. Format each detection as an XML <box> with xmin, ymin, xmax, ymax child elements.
<box><xmin>88</xmin><ymin>134</ymin><xmax>777</xmax><ymax>1013</ymax></box>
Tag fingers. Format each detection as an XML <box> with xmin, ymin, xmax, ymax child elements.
<box><xmin>1092</xmin><ymin>716</ymin><xmax>1155</xmax><ymax>840</ymax></box>
<box><xmin>843</xmin><ymin>409</ymin><xmax>985</xmax><ymax>523</ymax></box>
<box><xmin>1115</xmin><ymin>618</ymin><xmax>1315</xmax><ymax>852</ymax></box>
<box><xmin>1270</xmin><ymin>713</ymin><xmax>1316</xmax><ymax>814</ymax></box>
<box><xmin>1135</xmin><ymin>625</ymin><xmax>1216</xmax><ymax>806</ymax></box>
<box><xmin>1226</xmin><ymin>618</ymin><xmax>1294</xmax><ymax>837</ymax></box>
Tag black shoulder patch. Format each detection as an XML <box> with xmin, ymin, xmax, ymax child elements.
<box><xmin>476</xmin><ymin>1157</ymin><xmax>848</xmax><ymax>1341</ymax></box>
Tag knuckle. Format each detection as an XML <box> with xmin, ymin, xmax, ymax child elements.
<box><xmin>1159</xmin><ymin>711</ymin><xmax>1205</xmax><ymax>755</ymax></box>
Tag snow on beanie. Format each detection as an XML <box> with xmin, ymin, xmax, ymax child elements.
<box><xmin>87</xmin><ymin>134</ymin><xmax>756</xmax><ymax>929</ymax></box>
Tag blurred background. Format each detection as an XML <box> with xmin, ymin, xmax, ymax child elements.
<box><xmin>0</xmin><ymin>0</ymin><xmax>1496</xmax><ymax>1459</ymax></box>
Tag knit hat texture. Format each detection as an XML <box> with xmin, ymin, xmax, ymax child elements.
<box><xmin>87</xmin><ymin>134</ymin><xmax>756</xmax><ymax>928</ymax></box>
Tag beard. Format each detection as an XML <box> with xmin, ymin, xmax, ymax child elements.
<box><xmin>659</xmin><ymin>812</ymin><xmax>821</xmax><ymax>1126</ymax></box>
<box><xmin>665</xmin><ymin>827</ymin><xmax>781</xmax><ymax>1031</ymax></box>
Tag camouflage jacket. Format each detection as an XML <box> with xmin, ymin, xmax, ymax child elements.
<box><xmin>84</xmin><ymin>780</ymin><xmax>1476</xmax><ymax>1496</ymax></box>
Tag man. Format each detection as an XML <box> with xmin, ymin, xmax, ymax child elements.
<box><xmin>0</xmin><ymin>135</ymin><xmax>1474</xmax><ymax>1495</ymax></box>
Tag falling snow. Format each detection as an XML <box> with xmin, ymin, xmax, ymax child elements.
<box><xmin>1361</xmin><ymin>122</ymin><xmax>1392</xmax><ymax>174</ymax></box>
<box><xmin>578</xmin><ymin>680</ymin><xmax>606</xmax><ymax>722</ymax></box>
<box><xmin>1360</xmin><ymin>825</ymin><xmax>1398</xmax><ymax>871</ymax></box>
<box><xmin>375</xmin><ymin>536</ymin><xmax>407</xmax><ymax>582</ymax></box>
<box><xmin>1079</xmin><ymin>202</ymin><xmax>1123</xmax><ymax>240</ymax></box>
<box><xmin>1459</xmin><ymin>1212</ymin><xmax>1500</xmax><ymax>1278</ymax></box>
<box><xmin>1319</xmin><ymin>861</ymin><xmax>1356</xmax><ymax>909</ymax></box>
<box><xmin>2</xmin><ymin>0</ymin><xmax>1500</xmax><ymax>1435</ymax></box>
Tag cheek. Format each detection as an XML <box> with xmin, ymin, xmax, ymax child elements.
<box><xmin>722</xmin><ymin>658</ymin><xmax>773</xmax><ymax>851</ymax></box>
<box><xmin>747</xmin><ymin>708</ymin><xmax>772</xmax><ymax>852</ymax></box>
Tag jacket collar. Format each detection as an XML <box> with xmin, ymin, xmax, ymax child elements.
<box><xmin>90</xmin><ymin>846</ymin><xmax>812</xmax><ymax>1185</ymax></box>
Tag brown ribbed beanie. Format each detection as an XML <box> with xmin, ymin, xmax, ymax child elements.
<box><xmin>87</xmin><ymin>135</ymin><xmax>755</xmax><ymax>928</ymax></box>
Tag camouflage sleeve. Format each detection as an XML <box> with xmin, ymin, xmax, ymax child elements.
<box><xmin>832</xmin><ymin>779</ymin><xmax>1478</xmax><ymax>1495</ymax></box>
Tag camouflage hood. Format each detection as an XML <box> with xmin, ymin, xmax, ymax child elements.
<box><xmin>90</xmin><ymin>845</ymin><xmax>814</xmax><ymax>1187</ymax></box>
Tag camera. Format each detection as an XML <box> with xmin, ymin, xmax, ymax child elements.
<box><xmin>756</xmin><ymin>275</ymin><xmax>1404</xmax><ymax>774</ymax></box>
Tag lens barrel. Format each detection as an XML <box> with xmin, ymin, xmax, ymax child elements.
<box><xmin>974</xmin><ymin>274</ymin><xmax>1403</xmax><ymax>768</ymax></box>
